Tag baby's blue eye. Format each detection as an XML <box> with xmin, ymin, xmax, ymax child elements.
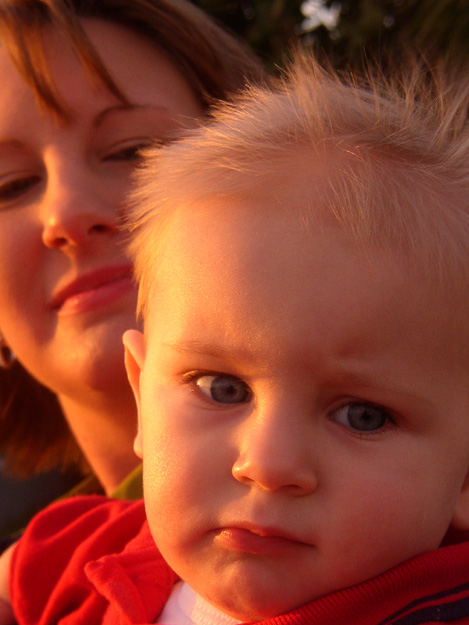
<box><xmin>331</xmin><ymin>403</ymin><xmax>389</xmax><ymax>432</ymax></box>
<box><xmin>196</xmin><ymin>375</ymin><xmax>251</xmax><ymax>404</ymax></box>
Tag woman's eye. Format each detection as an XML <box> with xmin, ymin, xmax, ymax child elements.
<box><xmin>0</xmin><ymin>175</ymin><xmax>41</xmax><ymax>203</ymax></box>
<box><xmin>195</xmin><ymin>375</ymin><xmax>251</xmax><ymax>405</ymax></box>
<box><xmin>331</xmin><ymin>402</ymin><xmax>390</xmax><ymax>432</ymax></box>
<box><xmin>104</xmin><ymin>142</ymin><xmax>152</xmax><ymax>162</ymax></box>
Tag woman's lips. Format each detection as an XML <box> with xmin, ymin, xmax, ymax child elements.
<box><xmin>214</xmin><ymin>526</ymin><xmax>309</xmax><ymax>556</ymax></box>
<box><xmin>50</xmin><ymin>265</ymin><xmax>135</xmax><ymax>315</ymax></box>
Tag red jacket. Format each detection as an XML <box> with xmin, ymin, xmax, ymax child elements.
<box><xmin>10</xmin><ymin>496</ymin><xmax>469</xmax><ymax>625</ymax></box>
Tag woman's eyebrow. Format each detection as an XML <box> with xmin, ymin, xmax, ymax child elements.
<box><xmin>92</xmin><ymin>103</ymin><xmax>171</xmax><ymax>128</ymax></box>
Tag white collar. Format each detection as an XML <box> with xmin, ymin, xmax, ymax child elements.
<box><xmin>156</xmin><ymin>581</ymin><xmax>242</xmax><ymax>625</ymax></box>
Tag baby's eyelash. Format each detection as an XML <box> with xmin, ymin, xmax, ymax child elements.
<box><xmin>181</xmin><ymin>370</ymin><xmax>209</xmax><ymax>384</ymax></box>
<box><xmin>329</xmin><ymin>400</ymin><xmax>398</xmax><ymax>438</ymax></box>
<box><xmin>182</xmin><ymin>371</ymin><xmax>251</xmax><ymax>405</ymax></box>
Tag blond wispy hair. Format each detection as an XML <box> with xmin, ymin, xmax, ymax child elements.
<box><xmin>126</xmin><ymin>52</ymin><xmax>469</xmax><ymax>321</ymax></box>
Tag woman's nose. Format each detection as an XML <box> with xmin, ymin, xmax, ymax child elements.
<box><xmin>232</xmin><ymin>410</ymin><xmax>318</xmax><ymax>496</ymax></box>
<box><xmin>42</xmin><ymin>211</ymin><xmax>115</xmax><ymax>250</ymax></box>
<box><xmin>40</xmin><ymin>159</ymin><xmax>119</xmax><ymax>250</ymax></box>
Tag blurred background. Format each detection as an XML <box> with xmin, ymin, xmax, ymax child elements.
<box><xmin>1</xmin><ymin>0</ymin><xmax>469</xmax><ymax>540</ymax></box>
<box><xmin>193</xmin><ymin>0</ymin><xmax>469</xmax><ymax>71</ymax></box>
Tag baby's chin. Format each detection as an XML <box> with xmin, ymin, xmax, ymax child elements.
<box><xmin>199</xmin><ymin>580</ymin><xmax>318</xmax><ymax>623</ymax></box>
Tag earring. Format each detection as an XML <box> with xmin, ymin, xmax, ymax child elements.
<box><xmin>0</xmin><ymin>332</ymin><xmax>16</xmax><ymax>369</ymax></box>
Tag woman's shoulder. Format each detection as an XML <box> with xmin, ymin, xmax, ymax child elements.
<box><xmin>111</xmin><ymin>463</ymin><xmax>143</xmax><ymax>500</ymax></box>
<box><xmin>0</xmin><ymin>544</ymin><xmax>15</xmax><ymax>625</ymax></box>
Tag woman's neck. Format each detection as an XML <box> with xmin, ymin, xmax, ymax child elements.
<box><xmin>59</xmin><ymin>389</ymin><xmax>139</xmax><ymax>495</ymax></box>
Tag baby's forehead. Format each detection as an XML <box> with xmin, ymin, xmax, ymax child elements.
<box><xmin>146</xmin><ymin>197</ymin><xmax>469</xmax><ymax>394</ymax></box>
<box><xmin>154</xmin><ymin>185</ymin><xmax>468</xmax><ymax>323</ymax></box>
<box><xmin>134</xmin><ymin>139</ymin><xmax>469</xmax><ymax>335</ymax></box>
<box><xmin>158</xmin><ymin>191</ymin><xmax>449</xmax><ymax>290</ymax></box>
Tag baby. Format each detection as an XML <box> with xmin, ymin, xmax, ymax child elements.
<box><xmin>2</xmin><ymin>53</ymin><xmax>469</xmax><ymax>624</ymax></box>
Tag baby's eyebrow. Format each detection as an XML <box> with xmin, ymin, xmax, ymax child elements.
<box><xmin>162</xmin><ymin>340</ymin><xmax>253</xmax><ymax>363</ymax></box>
<box><xmin>162</xmin><ymin>341</ymin><xmax>438</xmax><ymax>413</ymax></box>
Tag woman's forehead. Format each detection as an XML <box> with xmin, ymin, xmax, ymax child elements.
<box><xmin>0</xmin><ymin>18</ymin><xmax>202</xmax><ymax>122</ymax></box>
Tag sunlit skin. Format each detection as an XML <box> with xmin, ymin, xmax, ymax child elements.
<box><xmin>125</xmin><ymin>175</ymin><xmax>469</xmax><ymax>621</ymax></box>
<box><xmin>0</xmin><ymin>18</ymin><xmax>203</xmax><ymax>403</ymax></box>
<box><xmin>0</xmin><ymin>19</ymin><xmax>204</xmax><ymax>490</ymax></box>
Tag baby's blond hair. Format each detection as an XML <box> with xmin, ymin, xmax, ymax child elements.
<box><xmin>126</xmin><ymin>53</ymin><xmax>469</xmax><ymax>321</ymax></box>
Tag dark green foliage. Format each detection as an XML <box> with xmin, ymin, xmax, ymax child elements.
<box><xmin>192</xmin><ymin>0</ymin><xmax>469</xmax><ymax>71</ymax></box>
<box><xmin>192</xmin><ymin>0</ymin><xmax>304</xmax><ymax>69</ymax></box>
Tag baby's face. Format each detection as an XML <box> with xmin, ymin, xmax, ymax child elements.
<box><xmin>126</xmin><ymin>200</ymin><xmax>469</xmax><ymax>621</ymax></box>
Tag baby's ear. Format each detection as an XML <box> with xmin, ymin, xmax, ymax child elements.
<box><xmin>450</xmin><ymin>469</ymin><xmax>469</xmax><ymax>531</ymax></box>
<box><xmin>123</xmin><ymin>329</ymin><xmax>146</xmax><ymax>459</ymax></box>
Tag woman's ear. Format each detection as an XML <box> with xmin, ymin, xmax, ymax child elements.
<box><xmin>450</xmin><ymin>469</ymin><xmax>469</xmax><ymax>532</ymax></box>
<box><xmin>123</xmin><ymin>329</ymin><xmax>146</xmax><ymax>459</ymax></box>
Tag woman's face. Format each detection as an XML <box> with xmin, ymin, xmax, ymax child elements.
<box><xmin>0</xmin><ymin>19</ymin><xmax>204</xmax><ymax>402</ymax></box>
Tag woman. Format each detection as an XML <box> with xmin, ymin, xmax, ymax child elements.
<box><xmin>0</xmin><ymin>0</ymin><xmax>263</xmax><ymax>517</ymax></box>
